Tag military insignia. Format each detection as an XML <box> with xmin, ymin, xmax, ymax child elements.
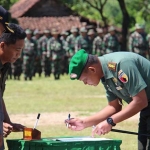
<box><xmin>0</xmin><ymin>16</ymin><xmax>3</xmax><ymax>20</ymax></box>
<box><xmin>116</xmin><ymin>86</ymin><xmax>122</xmax><ymax>90</ymax></box>
<box><xmin>118</xmin><ymin>70</ymin><xmax>128</xmax><ymax>83</ymax></box>
<box><xmin>70</xmin><ymin>73</ymin><xmax>77</xmax><ymax>79</ymax></box>
<box><xmin>107</xmin><ymin>85</ymin><xmax>112</xmax><ymax>92</ymax></box>
<box><xmin>107</xmin><ymin>62</ymin><xmax>116</xmax><ymax>71</ymax></box>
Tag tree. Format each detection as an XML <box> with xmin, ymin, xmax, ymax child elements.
<box><xmin>117</xmin><ymin>0</ymin><xmax>130</xmax><ymax>51</ymax></box>
<box><xmin>83</xmin><ymin>0</ymin><xmax>108</xmax><ymax>27</ymax></box>
<box><xmin>0</xmin><ymin>0</ymin><xmax>18</xmax><ymax>9</ymax></box>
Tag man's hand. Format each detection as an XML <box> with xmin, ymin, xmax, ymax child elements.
<box><xmin>92</xmin><ymin>120</ymin><xmax>112</xmax><ymax>137</ymax></box>
<box><xmin>3</xmin><ymin>122</ymin><xmax>13</xmax><ymax>137</ymax></box>
<box><xmin>3</xmin><ymin>122</ymin><xmax>25</xmax><ymax>138</ymax></box>
<box><xmin>65</xmin><ymin>118</ymin><xmax>85</xmax><ymax>131</ymax></box>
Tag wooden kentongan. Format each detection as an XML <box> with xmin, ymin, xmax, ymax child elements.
<box><xmin>23</xmin><ymin>127</ymin><xmax>41</xmax><ymax>140</ymax></box>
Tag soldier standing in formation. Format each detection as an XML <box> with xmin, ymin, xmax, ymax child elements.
<box><xmin>75</xmin><ymin>27</ymin><xmax>90</xmax><ymax>53</ymax></box>
<box><xmin>93</xmin><ymin>28</ymin><xmax>104</xmax><ymax>56</ymax></box>
<box><xmin>103</xmin><ymin>26</ymin><xmax>120</xmax><ymax>54</ymax></box>
<box><xmin>66</xmin><ymin>27</ymin><xmax>78</xmax><ymax>61</ymax></box>
<box><xmin>87</xmin><ymin>29</ymin><xmax>95</xmax><ymax>54</ymax></box>
<box><xmin>22</xmin><ymin>29</ymin><xmax>37</xmax><ymax>80</ymax></box>
<box><xmin>128</xmin><ymin>23</ymin><xmax>148</xmax><ymax>58</ymax></box>
<box><xmin>47</xmin><ymin>28</ymin><xmax>64</xmax><ymax>80</ymax></box>
<box><xmin>32</xmin><ymin>29</ymin><xmax>42</xmax><ymax>77</ymax></box>
<box><xmin>60</xmin><ymin>31</ymin><xmax>69</xmax><ymax>75</ymax></box>
<box><xmin>40</xmin><ymin>29</ymin><xmax>51</xmax><ymax>77</ymax></box>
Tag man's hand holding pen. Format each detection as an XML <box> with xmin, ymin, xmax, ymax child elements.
<box><xmin>65</xmin><ymin>115</ymin><xmax>85</xmax><ymax>131</ymax></box>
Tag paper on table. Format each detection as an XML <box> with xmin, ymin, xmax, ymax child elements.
<box><xmin>55</xmin><ymin>137</ymin><xmax>112</xmax><ymax>142</ymax></box>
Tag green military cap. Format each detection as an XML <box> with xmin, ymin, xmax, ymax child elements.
<box><xmin>33</xmin><ymin>29</ymin><xmax>39</xmax><ymax>35</ymax></box>
<box><xmin>25</xmin><ymin>29</ymin><xmax>32</xmax><ymax>34</ymax></box>
<box><xmin>61</xmin><ymin>30</ymin><xmax>68</xmax><ymax>36</ymax></box>
<box><xmin>80</xmin><ymin>27</ymin><xmax>87</xmax><ymax>32</ymax></box>
<box><xmin>135</xmin><ymin>23</ymin><xmax>145</xmax><ymax>29</ymax></box>
<box><xmin>71</xmin><ymin>27</ymin><xmax>78</xmax><ymax>33</ymax></box>
<box><xmin>96</xmin><ymin>28</ymin><xmax>103</xmax><ymax>33</ymax></box>
<box><xmin>87</xmin><ymin>29</ymin><xmax>95</xmax><ymax>35</ymax></box>
<box><xmin>51</xmin><ymin>28</ymin><xmax>59</xmax><ymax>34</ymax></box>
<box><xmin>108</xmin><ymin>26</ymin><xmax>115</xmax><ymax>32</ymax></box>
<box><xmin>69</xmin><ymin>49</ymin><xmax>88</xmax><ymax>80</ymax></box>
<box><xmin>44</xmin><ymin>29</ymin><xmax>50</xmax><ymax>34</ymax></box>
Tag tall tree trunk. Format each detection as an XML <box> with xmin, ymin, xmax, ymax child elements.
<box><xmin>117</xmin><ymin>0</ymin><xmax>130</xmax><ymax>51</ymax></box>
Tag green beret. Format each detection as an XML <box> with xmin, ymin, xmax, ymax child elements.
<box><xmin>69</xmin><ymin>49</ymin><xmax>88</xmax><ymax>80</ymax></box>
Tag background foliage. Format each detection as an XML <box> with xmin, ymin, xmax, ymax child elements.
<box><xmin>1</xmin><ymin>0</ymin><xmax>150</xmax><ymax>31</ymax></box>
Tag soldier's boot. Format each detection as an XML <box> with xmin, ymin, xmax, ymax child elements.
<box><xmin>14</xmin><ymin>76</ymin><xmax>16</xmax><ymax>80</ymax></box>
<box><xmin>55</xmin><ymin>74</ymin><xmax>60</xmax><ymax>80</ymax></box>
<box><xmin>29</xmin><ymin>77</ymin><xmax>32</xmax><ymax>81</ymax></box>
<box><xmin>24</xmin><ymin>77</ymin><xmax>27</xmax><ymax>81</ymax></box>
<box><xmin>18</xmin><ymin>76</ymin><xmax>20</xmax><ymax>80</ymax></box>
<box><xmin>54</xmin><ymin>73</ymin><xmax>57</xmax><ymax>80</ymax></box>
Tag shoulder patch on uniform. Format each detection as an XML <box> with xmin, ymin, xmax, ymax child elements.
<box><xmin>118</xmin><ymin>70</ymin><xmax>128</xmax><ymax>83</ymax></box>
<box><xmin>107</xmin><ymin>62</ymin><xmax>116</xmax><ymax>71</ymax></box>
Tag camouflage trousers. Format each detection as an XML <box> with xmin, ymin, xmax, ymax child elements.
<box><xmin>41</xmin><ymin>55</ymin><xmax>51</xmax><ymax>76</ymax></box>
<box><xmin>51</xmin><ymin>59</ymin><xmax>61</xmax><ymax>79</ymax></box>
<box><xmin>23</xmin><ymin>57</ymin><xmax>34</xmax><ymax>78</ymax></box>
<box><xmin>138</xmin><ymin>103</ymin><xmax>150</xmax><ymax>150</ymax></box>
<box><xmin>34</xmin><ymin>58</ymin><xmax>42</xmax><ymax>76</ymax></box>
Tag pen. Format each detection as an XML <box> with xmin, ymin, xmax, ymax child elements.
<box><xmin>67</xmin><ymin>114</ymin><xmax>71</xmax><ymax>128</ymax></box>
<box><xmin>33</xmin><ymin>113</ymin><xmax>40</xmax><ymax>129</ymax></box>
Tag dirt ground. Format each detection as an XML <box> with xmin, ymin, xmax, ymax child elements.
<box><xmin>9</xmin><ymin>112</ymin><xmax>139</xmax><ymax>126</ymax></box>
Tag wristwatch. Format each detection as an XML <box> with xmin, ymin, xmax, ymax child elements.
<box><xmin>107</xmin><ymin>117</ymin><xmax>116</xmax><ymax>126</ymax></box>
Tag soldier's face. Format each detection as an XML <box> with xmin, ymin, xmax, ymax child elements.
<box><xmin>79</xmin><ymin>66</ymin><xmax>101</xmax><ymax>86</ymax></box>
<box><xmin>26</xmin><ymin>34</ymin><xmax>32</xmax><ymax>39</ymax></box>
<box><xmin>0</xmin><ymin>39</ymin><xmax>24</xmax><ymax>64</ymax></box>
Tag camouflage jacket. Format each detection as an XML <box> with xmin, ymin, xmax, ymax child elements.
<box><xmin>128</xmin><ymin>31</ymin><xmax>148</xmax><ymax>54</ymax></box>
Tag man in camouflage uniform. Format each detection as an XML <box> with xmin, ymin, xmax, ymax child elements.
<box><xmin>47</xmin><ymin>28</ymin><xmax>64</xmax><ymax>80</ymax></box>
<box><xmin>75</xmin><ymin>27</ymin><xmax>90</xmax><ymax>53</ymax></box>
<box><xmin>129</xmin><ymin>24</ymin><xmax>148</xmax><ymax>58</ymax></box>
<box><xmin>32</xmin><ymin>29</ymin><xmax>42</xmax><ymax>77</ymax></box>
<box><xmin>93</xmin><ymin>28</ymin><xmax>104</xmax><ymax>56</ymax></box>
<box><xmin>103</xmin><ymin>26</ymin><xmax>120</xmax><ymax>54</ymax></box>
<box><xmin>22</xmin><ymin>29</ymin><xmax>37</xmax><ymax>80</ymax></box>
<box><xmin>87</xmin><ymin>29</ymin><xmax>95</xmax><ymax>54</ymax></box>
<box><xmin>66</xmin><ymin>27</ymin><xmax>78</xmax><ymax>61</ymax></box>
<box><xmin>146</xmin><ymin>32</ymin><xmax>150</xmax><ymax>60</ymax></box>
<box><xmin>39</xmin><ymin>29</ymin><xmax>51</xmax><ymax>77</ymax></box>
<box><xmin>60</xmin><ymin>31</ymin><xmax>69</xmax><ymax>75</ymax></box>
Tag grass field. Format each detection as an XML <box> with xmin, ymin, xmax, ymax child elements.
<box><xmin>3</xmin><ymin>74</ymin><xmax>138</xmax><ymax>150</ymax></box>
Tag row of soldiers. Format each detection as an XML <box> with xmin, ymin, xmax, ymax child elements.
<box><xmin>8</xmin><ymin>23</ymin><xmax>150</xmax><ymax>81</ymax></box>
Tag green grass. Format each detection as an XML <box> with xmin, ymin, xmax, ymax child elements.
<box><xmin>4</xmin><ymin>74</ymin><xmax>138</xmax><ymax>149</ymax></box>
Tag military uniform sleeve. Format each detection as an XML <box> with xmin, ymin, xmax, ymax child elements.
<box><xmin>118</xmin><ymin>60</ymin><xmax>147</xmax><ymax>97</ymax></box>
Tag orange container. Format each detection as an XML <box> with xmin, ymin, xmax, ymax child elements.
<box><xmin>23</xmin><ymin>127</ymin><xmax>41</xmax><ymax>140</ymax></box>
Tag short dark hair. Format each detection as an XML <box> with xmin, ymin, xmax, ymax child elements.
<box><xmin>0</xmin><ymin>23</ymin><xmax>26</xmax><ymax>45</ymax></box>
<box><xmin>86</xmin><ymin>54</ymin><xmax>99</xmax><ymax>67</ymax></box>
<box><xmin>84</xmin><ymin>54</ymin><xmax>99</xmax><ymax>72</ymax></box>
